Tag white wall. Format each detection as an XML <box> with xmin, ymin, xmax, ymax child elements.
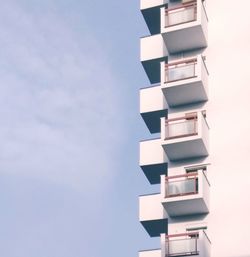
<box><xmin>139</xmin><ymin>249</ymin><xmax>161</xmax><ymax>257</ymax></box>
<box><xmin>140</xmin><ymin>85</ymin><xmax>167</xmax><ymax>113</ymax></box>
<box><xmin>207</xmin><ymin>0</ymin><xmax>250</xmax><ymax>256</ymax></box>
<box><xmin>139</xmin><ymin>193</ymin><xmax>167</xmax><ymax>221</ymax></box>
<box><xmin>140</xmin><ymin>138</ymin><xmax>167</xmax><ymax>166</ymax></box>
<box><xmin>140</xmin><ymin>0</ymin><xmax>166</xmax><ymax>10</ymax></box>
<box><xmin>140</xmin><ymin>34</ymin><xmax>167</xmax><ymax>61</ymax></box>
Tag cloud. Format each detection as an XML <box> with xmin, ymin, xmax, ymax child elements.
<box><xmin>0</xmin><ymin>1</ymin><xmax>123</xmax><ymax>193</ymax></box>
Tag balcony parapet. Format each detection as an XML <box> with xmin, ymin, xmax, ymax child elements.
<box><xmin>161</xmin><ymin>111</ymin><xmax>209</xmax><ymax>161</ymax></box>
<box><xmin>140</xmin><ymin>84</ymin><xmax>168</xmax><ymax>133</ymax></box>
<box><xmin>161</xmin><ymin>167</ymin><xmax>210</xmax><ymax>217</ymax></box>
<box><xmin>139</xmin><ymin>249</ymin><xmax>161</xmax><ymax>257</ymax></box>
<box><xmin>165</xmin><ymin>1</ymin><xmax>197</xmax><ymax>28</ymax></box>
<box><xmin>162</xmin><ymin>230</ymin><xmax>211</xmax><ymax>257</ymax></box>
<box><xmin>161</xmin><ymin>55</ymin><xmax>208</xmax><ymax>107</ymax></box>
<box><xmin>140</xmin><ymin>138</ymin><xmax>168</xmax><ymax>184</ymax></box>
<box><xmin>140</xmin><ymin>0</ymin><xmax>167</xmax><ymax>35</ymax></box>
<box><xmin>140</xmin><ymin>34</ymin><xmax>168</xmax><ymax>84</ymax></box>
<box><xmin>165</xmin><ymin>172</ymin><xmax>199</xmax><ymax>198</ymax></box>
<box><xmin>161</xmin><ymin>0</ymin><xmax>208</xmax><ymax>53</ymax></box>
<box><xmin>139</xmin><ymin>193</ymin><xmax>168</xmax><ymax>237</ymax></box>
<box><xmin>165</xmin><ymin>113</ymin><xmax>198</xmax><ymax>140</ymax></box>
<box><xmin>140</xmin><ymin>0</ymin><xmax>166</xmax><ymax>10</ymax></box>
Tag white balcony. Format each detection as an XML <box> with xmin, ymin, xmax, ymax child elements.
<box><xmin>139</xmin><ymin>249</ymin><xmax>161</xmax><ymax>257</ymax></box>
<box><xmin>161</xmin><ymin>55</ymin><xmax>208</xmax><ymax>107</ymax></box>
<box><xmin>161</xmin><ymin>0</ymin><xmax>208</xmax><ymax>53</ymax></box>
<box><xmin>163</xmin><ymin>231</ymin><xmax>211</xmax><ymax>257</ymax></box>
<box><xmin>161</xmin><ymin>111</ymin><xmax>209</xmax><ymax>161</ymax></box>
<box><xmin>162</xmin><ymin>167</ymin><xmax>210</xmax><ymax>217</ymax></box>
<box><xmin>139</xmin><ymin>193</ymin><xmax>168</xmax><ymax>237</ymax></box>
<box><xmin>140</xmin><ymin>0</ymin><xmax>167</xmax><ymax>35</ymax></box>
<box><xmin>140</xmin><ymin>85</ymin><xmax>168</xmax><ymax>133</ymax></box>
<box><xmin>140</xmin><ymin>138</ymin><xmax>168</xmax><ymax>184</ymax></box>
<box><xmin>140</xmin><ymin>0</ymin><xmax>166</xmax><ymax>10</ymax></box>
<box><xmin>140</xmin><ymin>34</ymin><xmax>168</xmax><ymax>84</ymax></box>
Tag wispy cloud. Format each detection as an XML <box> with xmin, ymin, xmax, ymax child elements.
<box><xmin>0</xmin><ymin>1</ymin><xmax>123</xmax><ymax>193</ymax></box>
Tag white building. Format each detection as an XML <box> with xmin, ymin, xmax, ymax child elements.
<box><xmin>138</xmin><ymin>0</ymin><xmax>250</xmax><ymax>257</ymax></box>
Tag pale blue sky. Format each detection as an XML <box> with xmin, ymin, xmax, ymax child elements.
<box><xmin>0</xmin><ymin>1</ymin><xmax>159</xmax><ymax>256</ymax></box>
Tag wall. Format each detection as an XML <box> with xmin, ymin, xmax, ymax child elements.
<box><xmin>207</xmin><ymin>0</ymin><xmax>250</xmax><ymax>256</ymax></box>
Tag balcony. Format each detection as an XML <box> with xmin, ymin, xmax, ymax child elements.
<box><xmin>161</xmin><ymin>55</ymin><xmax>208</xmax><ymax>107</ymax></box>
<box><xmin>140</xmin><ymin>85</ymin><xmax>168</xmax><ymax>133</ymax></box>
<box><xmin>140</xmin><ymin>0</ymin><xmax>167</xmax><ymax>35</ymax></box>
<box><xmin>141</xmin><ymin>0</ymin><xmax>166</xmax><ymax>10</ymax></box>
<box><xmin>140</xmin><ymin>34</ymin><xmax>168</xmax><ymax>84</ymax></box>
<box><xmin>161</xmin><ymin>0</ymin><xmax>208</xmax><ymax>53</ymax></box>
<box><xmin>139</xmin><ymin>193</ymin><xmax>168</xmax><ymax>237</ymax></box>
<box><xmin>139</xmin><ymin>249</ymin><xmax>161</xmax><ymax>257</ymax></box>
<box><xmin>164</xmin><ymin>231</ymin><xmax>211</xmax><ymax>257</ymax></box>
<box><xmin>166</xmin><ymin>172</ymin><xmax>198</xmax><ymax>197</ymax></box>
<box><xmin>161</xmin><ymin>111</ymin><xmax>209</xmax><ymax>161</ymax></box>
<box><xmin>140</xmin><ymin>138</ymin><xmax>168</xmax><ymax>184</ymax></box>
<box><xmin>162</xmin><ymin>167</ymin><xmax>210</xmax><ymax>217</ymax></box>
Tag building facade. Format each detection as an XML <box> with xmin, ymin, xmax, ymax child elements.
<box><xmin>139</xmin><ymin>0</ymin><xmax>211</xmax><ymax>256</ymax></box>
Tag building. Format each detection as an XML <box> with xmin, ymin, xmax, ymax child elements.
<box><xmin>138</xmin><ymin>0</ymin><xmax>239</xmax><ymax>256</ymax></box>
<box><xmin>138</xmin><ymin>0</ymin><xmax>250</xmax><ymax>256</ymax></box>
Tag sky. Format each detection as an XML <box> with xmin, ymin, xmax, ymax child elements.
<box><xmin>1</xmin><ymin>0</ymin><xmax>250</xmax><ymax>257</ymax></box>
<box><xmin>0</xmin><ymin>1</ymin><xmax>157</xmax><ymax>256</ymax></box>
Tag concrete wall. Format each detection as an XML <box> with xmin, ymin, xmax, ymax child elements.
<box><xmin>140</xmin><ymin>0</ymin><xmax>167</xmax><ymax>10</ymax></box>
<box><xmin>206</xmin><ymin>0</ymin><xmax>250</xmax><ymax>256</ymax></box>
<box><xmin>140</xmin><ymin>85</ymin><xmax>167</xmax><ymax>114</ymax></box>
<box><xmin>139</xmin><ymin>193</ymin><xmax>167</xmax><ymax>221</ymax></box>
<box><xmin>200</xmin><ymin>112</ymin><xmax>209</xmax><ymax>159</ymax></box>
<box><xmin>140</xmin><ymin>34</ymin><xmax>168</xmax><ymax>62</ymax></box>
<box><xmin>200</xmin><ymin>0</ymin><xmax>208</xmax><ymax>43</ymax></box>
<box><xmin>139</xmin><ymin>249</ymin><xmax>161</xmax><ymax>257</ymax></box>
<box><xmin>140</xmin><ymin>138</ymin><xmax>167</xmax><ymax>166</ymax></box>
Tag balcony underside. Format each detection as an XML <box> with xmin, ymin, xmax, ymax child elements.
<box><xmin>140</xmin><ymin>162</ymin><xmax>168</xmax><ymax>184</ymax></box>
<box><xmin>162</xmin><ymin>80</ymin><xmax>208</xmax><ymax>107</ymax></box>
<box><xmin>141</xmin><ymin>109</ymin><xmax>168</xmax><ymax>133</ymax></box>
<box><xmin>141</xmin><ymin>218</ymin><xmax>168</xmax><ymax>237</ymax></box>
<box><xmin>142</xmin><ymin>57</ymin><xmax>167</xmax><ymax>84</ymax></box>
<box><xmin>141</xmin><ymin>6</ymin><xmax>162</xmax><ymax>35</ymax></box>
<box><xmin>162</xmin><ymin>138</ymin><xmax>208</xmax><ymax>161</ymax></box>
<box><xmin>162</xmin><ymin>197</ymin><xmax>209</xmax><ymax>217</ymax></box>
<box><xmin>162</xmin><ymin>25</ymin><xmax>207</xmax><ymax>53</ymax></box>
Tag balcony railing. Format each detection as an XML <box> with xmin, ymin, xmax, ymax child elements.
<box><xmin>165</xmin><ymin>232</ymin><xmax>199</xmax><ymax>257</ymax></box>
<box><xmin>165</xmin><ymin>1</ymin><xmax>197</xmax><ymax>28</ymax></box>
<box><xmin>165</xmin><ymin>113</ymin><xmax>198</xmax><ymax>140</ymax></box>
<box><xmin>165</xmin><ymin>58</ymin><xmax>197</xmax><ymax>83</ymax></box>
<box><xmin>165</xmin><ymin>172</ymin><xmax>198</xmax><ymax>198</ymax></box>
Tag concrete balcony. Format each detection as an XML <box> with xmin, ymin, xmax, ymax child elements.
<box><xmin>161</xmin><ymin>111</ymin><xmax>209</xmax><ymax>161</ymax></box>
<box><xmin>140</xmin><ymin>0</ymin><xmax>166</xmax><ymax>10</ymax></box>
<box><xmin>163</xmin><ymin>231</ymin><xmax>211</xmax><ymax>257</ymax></box>
<box><xmin>140</xmin><ymin>0</ymin><xmax>167</xmax><ymax>35</ymax></box>
<box><xmin>140</xmin><ymin>84</ymin><xmax>168</xmax><ymax>133</ymax></box>
<box><xmin>140</xmin><ymin>138</ymin><xmax>168</xmax><ymax>184</ymax></box>
<box><xmin>139</xmin><ymin>249</ymin><xmax>161</xmax><ymax>257</ymax></box>
<box><xmin>161</xmin><ymin>167</ymin><xmax>210</xmax><ymax>217</ymax></box>
<box><xmin>139</xmin><ymin>193</ymin><xmax>168</xmax><ymax>237</ymax></box>
<box><xmin>140</xmin><ymin>34</ymin><xmax>168</xmax><ymax>84</ymax></box>
<box><xmin>161</xmin><ymin>55</ymin><xmax>208</xmax><ymax>107</ymax></box>
<box><xmin>161</xmin><ymin>0</ymin><xmax>208</xmax><ymax>53</ymax></box>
